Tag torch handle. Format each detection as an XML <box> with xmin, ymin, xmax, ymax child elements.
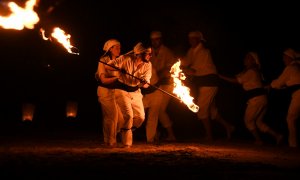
<box><xmin>98</xmin><ymin>60</ymin><xmax>182</xmax><ymax>102</ymax></box>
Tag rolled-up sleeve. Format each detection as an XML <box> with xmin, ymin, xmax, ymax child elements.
<box><xmin>143</xmin><ymin>62</ymin><xmax>152</xmax><ymax>83</ymax></box>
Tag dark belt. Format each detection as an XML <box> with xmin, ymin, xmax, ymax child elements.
<box><xmin>114</xmin><ymin>80</ymin><xmax>139</xmax><ymax>92</ymax></box>
<box><xmin>141</xmin><ymin>82</ymin><xmax>159</xmax><ymax>95</ymax></box>
<box><xmin>286</xmin><ymin>84</ymin><xmax>300</xmax><ymax>94</ymax></box>
<box><xmin>141</xmin><ymin>77</ymin><xmax>174</xmax><ymax>95</ymax></box>
<box><xmin>97</xmin><ymin>80</ymin><xmax>139</xmax><ymax>92</ymax></box>
<box><xmin>97</xmin><ymin>80</ymin><xmax>118</xmax><ymax>89</ymax></box>
<box><xmin>245</xmin><ymin>88</ymin><xmax>267</xmax><ymax>100</ymax></box>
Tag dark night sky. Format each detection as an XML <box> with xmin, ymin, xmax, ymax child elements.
<box><xmin>0</xmin><ymin>0</ymin><xmax>299</xmax><ymax>137</ymax></box>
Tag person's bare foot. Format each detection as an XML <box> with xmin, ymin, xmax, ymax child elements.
<box><xmin>103</xmin><ymin>143</ymin><xmax>117</xmax><ymax>148</ymax></box>
<box><xmin>122</xmin><ymin>145</ymin><xmax>131</xmax><ymax>148</ymax></box>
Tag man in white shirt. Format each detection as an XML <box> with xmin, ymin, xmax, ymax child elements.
<box><xmin>271</xmin><ymin>48</ymin><xmax>300</xmax><ymax>147</ymax></box>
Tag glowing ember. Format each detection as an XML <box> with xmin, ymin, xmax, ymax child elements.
<box><xmin>40</xmin><ymin>27</ymin><xmax>79</xmax><ymax>55</ymax></box>
<box><xmin>0</xmin><ymin>0</ymin><xmax>39</xmax><ymax>30</ymax></box>
<box><xmin>170</xmin><ymin>60</ymin><xmax>199</xmax><ymax>113</ymax></box>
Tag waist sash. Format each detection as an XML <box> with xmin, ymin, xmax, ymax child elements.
<box><xmin>245</xmin><ymin>88</ymin><xmax>267</xmax><ymax>100</ymax></box>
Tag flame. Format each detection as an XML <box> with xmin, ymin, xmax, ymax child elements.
<box><xmin>40</xmin><ymin>27</ymin><xmax>79</xmax><ymax>55</ymax></box>
<box><xmin>170</xmin><ymin>60</ymin><xmax>199</xmax><ymax>113</ymax></box>
<box><xmin>0</xmin><ymin>0</ymin><xmax>39</xmax><ymax>30</ymax></box>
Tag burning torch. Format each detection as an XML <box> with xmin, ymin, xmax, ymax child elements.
<box><xmin>98</xmin><ymin>59</ymin><xmax>199</xmax><ymax>113</ymax></box>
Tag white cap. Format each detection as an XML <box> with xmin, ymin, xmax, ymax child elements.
<box><xmin>283</xmin><ymin>48</ymin><xmax>296</xmax><ymax>59</ymax></box>
<box><xmin>150</xmin><ymin>31</ymin><xmax>162</xmax><ymax>39</ymax></box>
<box><xmin>103</xmin><ymin>39</ymin><xmax>120</xmax><ymax>52</ymax></box>
<box><xmin>188</xmin><ymin>31</ymin><xmax>206</xmax><ymax>41</ymax></box>
<box><xmin>133</xmin><ymin>42</ymin><xmax>149</xmax><ymax>55</ymax></box>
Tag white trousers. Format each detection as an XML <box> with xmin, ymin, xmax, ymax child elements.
<box><xmin>287</xmin><ymin>90</ymin><xmax>300</xmax><ymax>147</ymax></box>
<box><xmin>143</xmin><ymin>84</ymin><xmax>173</xmax><ymax>142</ymax></box>
<box><xmin>115</xmin><ymin>89</ymin><xmax>145</xmax><ymax>146</ymax></box>
<box><xmin>97</xmin><ymin>87</ymin><xmax>118</xmax><ymax>145</ymax></box>
<box><xmin>196</xmin><ymin>86</ymin><xmax>218</xmax><ymax>120</ymax></box>
<box><xmin>244</xmin><ymin>95</ymin><xmax>271</xmax><ymax>132</ymax></box>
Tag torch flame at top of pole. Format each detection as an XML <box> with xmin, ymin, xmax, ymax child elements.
<box><xmin>40</xmin><ymin>27</ymin><xmax>79</xmax><ymax>55</ymax></box>
<box><xmin>0</xmin><ymin>0</ymin><xmax>39</xmax><ymax>30</ymax></box>
<box><xmin>170</xmin><ymin>60</ymin><xmax>199</xmax><ymax>113</ymax></box>
<box><xmin>51</xmin><ymin>27</ymin><xmax>79</xmax><ymax>55</ymax></box>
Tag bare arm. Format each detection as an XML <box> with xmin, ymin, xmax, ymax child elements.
<box><xmin>142</xmin><ymin>82</ymin><xmax>150</xmax><ymax>88</ymax></box>
<box><xmin>96</xmin><ymin>61</ymin><xmax>119</xmax><ymax>85</ymax></box>
<box><xmin>104</xmin><ymin>64</ymin><xmax>119</xmax><ymax>71</ymax></box>
<box><xmin>100</xmin><ymin>74</ymin><xmax>118</xmax><ymax>85</ymax></box>
<box><xmin>219</xmin><ymin>74</ymin><xmax>239</xmax><ymax>84</ymax></box>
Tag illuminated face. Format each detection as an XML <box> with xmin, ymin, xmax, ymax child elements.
<box><xmin>110</xmin><ymin>44</ymin><xmax>121</xmax><ymax>58</ymax></box>
<box><xmin>144</xmin><ymin>52</ymin><xmax>152</xmax><ymax>61</ymax></box>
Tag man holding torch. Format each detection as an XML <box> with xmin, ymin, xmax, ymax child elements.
<box><xmin>269</xmin><ymin>48</ymin><xmax>300</xmax><ymax>148</ymax></box>
<box><xmin>181</xmin><ymin>31</ymin><xmax>235</xmax><ymax>142</ymax></box>
<box><xmin>103</xmin><ymin>42</ymin><xmax>152</xmax><ymax>148</ymax></box>
<box><xmin>142</xmin><ymin>31</ymin><xmax>177</xmax><ymax>143</ymax></box>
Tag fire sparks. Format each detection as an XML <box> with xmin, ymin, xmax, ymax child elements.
<box><xmin>40</xmin><ymin>27</ymin><xmax>79</xmax><ymax>55</ymax></box>
<box><xmin>0</xmin><ymin>1</ymin><xmax>79</xmax><ymax>55</ymax></box>
<box><xmin>0</xmin><ymin>0</ymin><xmax>39</xmax><ymax>30</ymax></box>
<box><xmin>170</xmin><ymin>60</ymin><xmax>199</xmax><ymax>113</ymax></box>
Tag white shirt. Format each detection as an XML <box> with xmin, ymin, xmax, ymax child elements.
<box><xmin>110</xmin><ymin>55</ymin><xmax>152</xmax><ymax>87</ymax></box>
<box><xmin>150</xmin><ymin>45</ymin><xmax>176</xmax><ymax>84</ymax></box>
<box><xmin>271</xmin><ymin>61</ymin><xmax>300</xmax><ymax>89</ymax></box>
<box><xmin>185</xmin><ymin>44</ymin><xmax>217</xmax><ymax>76</ymax></box>
<box><xmin>98</xmin><ymin>56</ymin><xmax>120</xmax><ymax>78</ymax></box>
<box><xmin>236</xmin><ymin>68</ymin><xmax>264</xmax><ymax>91</ymax></box>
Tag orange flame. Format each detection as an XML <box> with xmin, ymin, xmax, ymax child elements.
<box><xmin>170</xmin><ymin>60</ymin><xmax>199</xmax><ymax>113</ymax></box>
<box><xmin>0</xmin><ymin>0</ymin><xmax>39</xmax><ymax>30</ymax></box>
<box><xmin>40</xmin><ymin>27</ymin><xmax>79</xmax><ymax>55</ymax></box>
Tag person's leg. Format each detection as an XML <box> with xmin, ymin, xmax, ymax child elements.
<box><xmin>286</xmin><ymin>93</ymin><xmax>300</xmax><ymax>147</ymax></box>
<box><xmin>98</xmin><ymin>87</ymin><xmax>118</xmax><ymax>146</ymax></box>
<box><xmin>209</xmin><ymin>87</ymin><xmax>234</xmax><ymax>140</ymax></box>
<box><xmin>143</xmin><ymin>93</ymin><xmax>157</xmax><ymax>142</ymax></box>
<box><xmin>255</xmin><ymin>96</ymin><xmax>283</xmax><ymax>145</ymax></box>
<box><xmin>158</xmin><ymin>85</ymin><xmax>176</xmax><ymax>141</ymax></box>
<box><xmin>197</xmin><ymin>87</ymin><xmax>214</xmax><ymax>141</ymax></box>
<box><xmin>143</xmin><ymin>92</ymin><xmax>160</xmax><ymax>142</ymax></box>
<box><xmin>245</xmin><ymin>98</ymin><xmax>263</xmax><ymax>145</ymax></box>
<box><xmin>130</xmin><ymin>90</ymin><xmax>147</xmax><ymax>145</ymax></box>
<box><xmin>131</xmin><ymin>90</ymin><xmax>145</xmax><ymax>128</ymax></box>
<box><xmin>115</xmin><ymin>89</ymin><xmax>134</xmax><ymax>147</ymax></box>
<box><xmin>214</xmin><ymin>112</ymin><xmax>235</xmax><ymax>140</ymax></box>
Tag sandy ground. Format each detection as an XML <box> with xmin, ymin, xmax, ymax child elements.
<box><xmin>0</xmin><ymin>131</ymin><xmax>299</xmax><ymax>179</ymax></box>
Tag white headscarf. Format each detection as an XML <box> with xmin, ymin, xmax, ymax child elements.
<box><xmin>133</xmin><ymin>42</ymin><xmax>149</xmax><ymax>55</ymax></box>
<box><xmin>188</xmin><ymin>31</ymin><xmax>206</xmax><ymax>42</ymax></box>
<box><xmin>103</xmin><ymin>39</ymin><xmax>120</xmax><ymax>52</ymax></box>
